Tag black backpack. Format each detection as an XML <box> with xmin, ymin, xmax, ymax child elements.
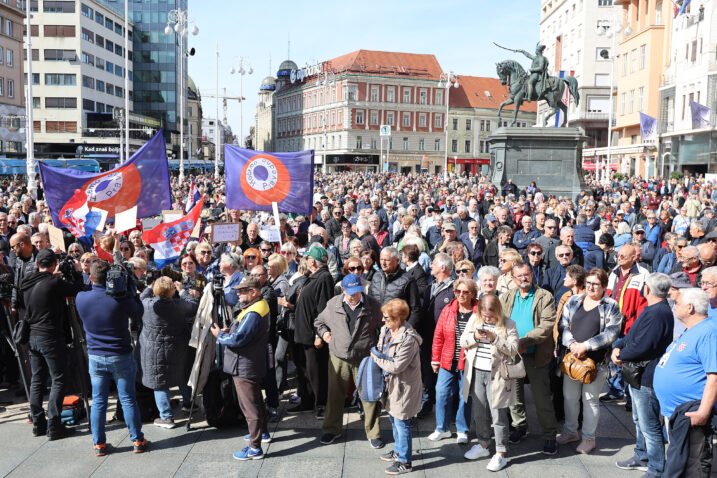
<box><xmin>201</xmin><ymin>369</ymin><xmax>244</xmax><ymax>428</ymax></box>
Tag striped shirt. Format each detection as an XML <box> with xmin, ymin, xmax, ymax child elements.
<box><xmin>453</xmin><ymin>311</ymin><xmax>472</xmax><ymax>362</ymax></box>
<box><xmin>473</xmin><ymin>323</ymin><xmax>497</xmax><ymax>371</ymax></box>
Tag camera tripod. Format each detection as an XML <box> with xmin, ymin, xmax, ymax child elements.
<box><xmin>65</xmin><ymin>297</ymin><xmax>92</xmax><ymax>431</ymax></box>
<box><xmin>0</xmin><ymin>301</ymin><xmax>31</xmax><ymax>403</ymax></box>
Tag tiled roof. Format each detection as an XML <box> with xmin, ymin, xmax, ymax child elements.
<box><xmin>450</xmin><ymin>75</ymin><xmax>537</xmax><ymax>112</ymax></box>
<box><xmin>325</xmin><ymin>49</ymin><xmax>443</xmax><ymax>80</ymax></box>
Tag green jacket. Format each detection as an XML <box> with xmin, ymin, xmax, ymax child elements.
<box><xmin>500</xmin><ymin>286</ymin><xmax>556</xmax><ymax>368</ymax></box>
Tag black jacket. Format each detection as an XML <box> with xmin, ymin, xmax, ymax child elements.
<box><xmin>420</xmin><ymin>278</ymin><xmax>454</xmax><ymax>339</ymax></box>
<box><xmin>21</xmin><ymin>270</ymin><xmax>83</xmax><ymax>337</ymax></box>
<box><xmin>664</xmin><ymin>400</ymin><xmax>717</xmax><ymax>478</ymax></box>
<box><xmin>483</xmin><ymin>240</ymin><xmax>516</xmax><ymax>268</ymax></box>
<box><xmin>294</xmin><ymin>267</ymin><xmax>335</xmax><ymax>346</ymax></box>
<box><xmin>368</xmin><ymin>267</ymin><xmax>421</xmax><ymax>328</ymax></box>
<box><xmin>404</xmin><ymin>264</ymin><xmax>429</xmax><ymax>305</ymax></box>
<box><xmin>11</xmin><ymin>247</ymin><xmax>38</xmax><ymax>311</ymax></box>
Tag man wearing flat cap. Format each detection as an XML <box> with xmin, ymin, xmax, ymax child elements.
<box><xmin>211</xmin><ymin>277</ymin><xmax>270</xmax><ymax>461</ymax></box>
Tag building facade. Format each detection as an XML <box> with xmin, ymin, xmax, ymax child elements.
<box><xmin>0</xmin><ymin>1</ymin><xmax>24</xmax><ymax>157</ymax></box>
<box><xmin>658</xmin><ymin>1</ymin><xmax>717</xmax><ymax>176</ymax></box>
<box><xmin>447</xmin><ymin>76</ymin><xmax>536</xmax><ymax>175</ymax></box>
<box><xmin>187</xmin><ymin>74</ymin><xmax>202</xmax><ymax>158</ymax></box>
<box><xmin>24</xmin><ymin>0</ymin><xmax>141</xmax><ymax>161</ymax></box>
<box><xmin>254</xmin><ymin>74</ymin><xmax>275</xmax><ymax>152</ymax></box>
<box><xmin>539</xmin><ymin>0</ymin><xmax>614</xmax><ymax>148</ymax></box>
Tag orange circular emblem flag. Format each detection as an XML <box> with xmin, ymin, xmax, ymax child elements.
<box><xmin>239</xmin><ymin>154</ymin><xmax>291</xmax><ymax>205</ymax></box>
<box><xmin>81</xmin><ymin>163</ymin><xmax>142</xmax><ymax>216</ymax></box>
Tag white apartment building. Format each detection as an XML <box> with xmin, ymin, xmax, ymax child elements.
<box><xmin>539</xmin><ymin>0</ymin><xmax>616</xmax><ymax>148</ymax></box>
<box><xmin>658</xmin><ymin>1</ymin><xmax>717</xmax><ymax>175</ymax></box>
<box><xmin>25</xmin><ymin>0</ymin><xmax>136</xmax><ymax>160</ymax></box>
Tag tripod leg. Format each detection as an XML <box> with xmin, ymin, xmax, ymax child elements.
<box><xmin>2</xmin><ymin>305</ymin><xmax>31</xmax><ymax>402</ymax></box>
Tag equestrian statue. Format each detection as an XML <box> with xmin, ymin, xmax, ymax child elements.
<box><xmin>494</xmin><ymin>42</ymin><xmax>580</xmax><ymax>128</ymax></box>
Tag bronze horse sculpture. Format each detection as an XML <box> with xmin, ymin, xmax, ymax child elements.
<box><xmin>495</xmin><ymin>59</ymin><xmax>580</xmax><ymax>127</ymax></box>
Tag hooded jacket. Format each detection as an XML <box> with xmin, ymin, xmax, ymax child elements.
<box><xmin>22</xmin><ymin>269</ymin><xmax>83</xmax><ymax>337</ymax></box>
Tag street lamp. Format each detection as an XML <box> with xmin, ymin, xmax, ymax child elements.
<box><xmin>318</xmin><ymin>69</ymin><xmax>335</xmax><ymax>173</ymax></box>
<box><xmin>596</xmin><ymin>13</ymin><xmax>631</xmax><ymax>185</ymax></box>
<box><xmin>165</xmin><ymin>9</ymin><xmax>198</xmax><ymax>183</ymax></box>
<box><xmin>230</xmin><ymin>57</ymin><xmax>252</xmax><ymax>148</ymax></box>
<box><xmin>438</xmin><ymin>71</ymin><xmax>459</xmax><ymax>175</ymax></box>
<box><xmin>25</xmin><ymin>0</ymin><xmax>36</xmax><ymax>195</ymax></box>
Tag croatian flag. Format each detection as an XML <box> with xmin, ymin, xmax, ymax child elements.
<box><xmin>690</xmin><ymin>100</ymin><xmax>712</xmax><ymax>129</ymax></box>
<box><xmin>225</xmin><ymin>145</ymin><xmax>314</xmax><ymax>214</ymax></box>
<box><xmin>185</xmin><ymin>180</ymin><xmax>200</xmax><ymax>213</ymax></box>
<box><xmin>554</xmin><ymin>70</ymin><xmax>574</xmax><ymax>127</ymax></box>
<box><xmin>59</xmin><ymin>189</ymin><xmax>106</xmax><ymax>238</ymax></box>
<box><xmin>142</xmin><ymin>195</ymin><xmax>203</xmax><ymax>269</ymax></box>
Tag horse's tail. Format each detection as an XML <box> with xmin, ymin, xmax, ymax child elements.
<box><xmin>564</xmin><ymin>76</ymin><xmax>580</xmax><ymax>107</ymax></box>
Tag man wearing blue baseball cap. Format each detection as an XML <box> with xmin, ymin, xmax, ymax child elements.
<box><xmin>314</xmin><ymin>274</ymin><xmax>384</xmax><ymax>448</ymax></box>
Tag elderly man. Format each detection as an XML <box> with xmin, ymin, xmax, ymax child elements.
<box><xmin>453</xmin><ymin>206</ymin><xmax>472</xmax><ymax>237</ymax></box>
<box><xmin>483</xmin><ymin>226</ymin><xmax>516</xmax><ymax>268</ymax></box>
<box><xmin>545</xmin><ymin>226</ymin><xmax>583</xmax><ymax>269</ymax></box>
<box><xmin>513</xmin><ymin>216</ymin><xmax>539</xmax><ymax>252</ymax></box>
<box><xmin>632</xmin><ymin>224</ymin><xmax>657</xmax><ymax>267</ymax></box>
<box><xmin>482</xmin><ymin>214</ymin><xmax>498</xmax><ymax>243</ymax></box>
<box><xmin>315</xmin><ymin>274</ymin><xmax>384</xmax><ymax>447</ymax></box>
<box><xmin>195</xmin><ymin>242</ymin><xmax>219</xmax><ymax>279</ymax></box>
<box><xmin>701</xmin><ymin>266</ymin><xmax>717</xmax><ymax>321</ymax></box>
<box><xmin>30</xmin><ymin>232</ymin><xmax>50</xmax><ymax>251</ymax></box>
<box><xmin>654</xmin><ymin>288</ymin><xmax>717</xmax><ymax>478</ymax></box>
<box><xmin>612</xmin><ymin>273</ymin><xmax>674</xmax><ymax>477</ymax></box>
<box><xmin>460</xmin><ymin>220</ymin><xmax>485</xmax><ymax>267</ymax></box>
<box><xmin>249</xmin><ymin>264</ymin><xmax>279</xmax><ymax>420</ymax></box>
<box><xmin>536</xmin><ymin>219</ymin><xmax>561</xmax><ymax>264</ymax></box>
<box><xmin>670</xmin><ymin>245</ymin><xmax>703</xmax><ymax>287</ymax></box>
<box><xmin>369</xmin><ymin>247</ymin><xmax>421</xmax><ymax>327</ymax></box>
<box><xmin>689</xmin><ymin>221</ymin><xmax>707</xmax><ymax>247</ymax></box>
<box><xmin>430</xmin><ymin>221</ymin><xmax>458</xmax><ymax>258</ymax></box>
<box><xmin>697</xmin><ymin>243</ymin><xmax>716</xmax><ymax>269</ymax></box>
<box><xmin>500</xmin><ymin>263</ymin><xmax>558</xmax><ymax>455</ymax></box>
<box><xmin>542</xmin><ymin>245</ymin><xmax>573</xmax><ymax>301</ymax></box>
<box><xmin>211</xmin><ymin>278</ymin><xmax>270</xmax><ymax>461</ymax></box>
<box><xmin>325</xmin><ymin>205</ymin><xmax>346</xmax><ymax>245</ymax></box>
<box><xmin>425</xmin><ymin>213</ymin><xmax>444</xmax><ymax>250</ymax></box>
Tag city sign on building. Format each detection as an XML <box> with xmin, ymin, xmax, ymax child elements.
<box><xmin>290</xmin><ymin>62</ymin><xmax>323</xmax><ymax>84</ymax></box>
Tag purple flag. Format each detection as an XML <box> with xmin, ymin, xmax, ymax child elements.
<box><xmin>225</xmin><ymin>145</ymin><xmax>314</xmax><ymax>214</ymax></box>
<box><xmin>639</xmin><ymin>113</ymin><xmax>658</xmax><ymax>142</ymax></box>
<box><xmin>40</xmin><ymin>129</ymin><xmax>172</xmax><ymax>227</ymax></box>
<box><xmin>690</xmin><ymin>100</ymin><xmax>712</xmax><ymax>129</ymax></box>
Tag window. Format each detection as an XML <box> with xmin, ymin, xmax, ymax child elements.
<box><xmin>386</xmin><ymin>111</ymin><xmax>394</xmax><ymax>126</ymax></box>
<box><xmin>44</xmin><ymin>25</ymin><xmax>75</xmax><ymax>37</ymax></box>
<box><xmin>356</xmin><ymin>136</ymin><xmax>362</xmax><ymax>149</ymax></box>
<box><xmin>465</xmin><ymin>140</ymin><xmax>471</xmax><ymax>153</ymax></box>
<box><xmin>356</xmin><ymin>110</ymin><xmax>364</xmax><ymax>125</ymax></box>
<box><xmin>370</xmin><ymin>85</ymin><xmax>379</xmax><ymax>102</ymax></box>
<box><xmin>115</xmin><ymin>23</ymin><xmax>122</xmax><ymax>35</ymax></box>
<box><xmin>434</xmin><ymin>114</ymin><xmax>442</xmax><ymax>129</ymax></box>
<box><xmin>386</xmin><ymin>87</ymin><xmax>395</xmax><ymax>102</ymax></box>
<box><xmin>403</xmin><ymin>137</ymin><xmax>409</xmax><ymax>150</ymax></box>
<box><xmin>106</xmin><ymin>60</ymin><xmax>114</xmax><ymax>73</ymax></box>
<box><xmin>82</xmin><ymin>99</ymin><xmax>94</xmax><ymax>111</ymax></box>
<box><xmin>451</xmin><ymin>139</ymin><xmax>458</xmax><ymax>153</ymax></box>
<box><xmin>81</xmin><ymin>28</ymin><xmax>94</xmax><ymax>43</ymax></box>
<box><xmin>629</xmin><ymin>89</ymin><xmax>635</xmax><ymax>113</ymax></box>
<box><xmin>452</xmin><ymin>118</ymin><xmax>458</xmax><ymax>130</ymax></box>
<box><xmin>419</xmin><ymin>138</ymin><xmax>425</xmax><ymax>151</ymax></box>
<box><xmin>105</xmin><ymin>18</ymin><xmax>113</xmax><ymax>30</ymax></box>
<box><xmin>655</xmin><ymin>2</ymin><xmax>662</xmax><ymax>24</ymax></box>
<box><xmin>638</xmin><ymin>87</ymin><xmax>644</xmax><ymax>111</ymax></box>
<box><xmin>96</xmin><ymin>80</ymin><xmax>105</xmax><ymax>92</ymax></box>
<box><xmin>7</xmin><ymin>79</ymin><xmax>12</xmax><ymax>98</ymax></box>
<box><xmin>402</xmin><ymin>112</ymin><xmax>410</xmax><ymax>127</ymax></box>
<box><xmin>622</xmin><ymin>53</ymin><xmax>628</xmax><ymax>76</ymax></box>
<box><xmin>465</xmin><ymin>119</ymin><xmax>472</xmax><ymax>131</ymax></box>
<box><xmin>82</xmin><ymin>75</ymin><xmax>94</xmax><ymax>89</ymax></box>
<box><xmin>43</xmin><ymin>1</ymin><xmax>75</xmax><ymax>13</ymax></box>
<box><xmin>631</xmin><ymin>49</ymin><xmax>637</xmax><ymax>72</ymax></box>
<box><xmin>81</xmin><ymin>3</ymin><xmax>93</xmax><ymax>19</ymax></box>
<box><xmin>106</xmin><ymin>84</ymin><xmax>113</xmax><ymax>95</ymax></box>
<box><xmin>115</xmin><ymin>44</ymin><xmax>122</xmax><ymax>57</ymax></box>
<box><xmin>587</xmin><ymin>96</ymin><xmax>609</xmax><ymax>112</ymax></box>
<box><xmin>435</xmin><ymin>90</ymin><xmax>443</xmax><ymax>106</ymax></box>
<box><xmin>370</xmin><ymin>110</ymin><xmax>378</xmax><ymax>125</ymax></box>
<box><xmin>46</xmin><ymin>49</ymin><xmax>76</xmax><ymax>61</ymax></box>
<box><xmin>691</xmin><ymin>40</ymin><xmax>697</xmax><ymax>62</ymax></box>
<box><xmin>403</xmin><ymin>88</ymin><xmax>411</xmax><ymax>103</ymax></box>
<box><xmin>32</xmin><ymin>97</ymin><xmax>39</xmax><ymax>108</ymax></box>
<box><xmin>419</xmin><ymin>89</ymin><xmax>427</xmax><ymax>104</ymax></box>
<box><xmin>0</xmin><ymin>78</ymin><xmax>4</xmax><ymax>96</ymax></box>
<box><xmin>45</xmin><ymin>97</ymin><xmax>77</xmax><ymax>108</ymax></box>
<box><xmin>620</xmin><ymin>93</ymin><xmax>626</xmax><ymax>114</ymax></box>
<box><xmin>114</xmin><ymin>65</ymin><xmax>122</xmax><ymax>77</ymax></box>
<box><xmin>115</xmin><ymin>86</ymin><xmax>122</xmax><ymax>98</ymax></box>
<box><xmin>81</xmin><ymin>52</ymin><xmax>94</xmax><ymax>65</ymax></box>
<box><xmin>106</xmin><ymin>40</ymin><xmax>114</xmax><ymax>53</ymax></box>
<box><xmin>418</xmin><ymin>113</ymin><xmax>426</xmax><ymax>127</ymax></box>
<box><xmin>5</xmin><ymin>19</ymin><xmax>11</xmax><ymax>37</ymax></box>
<box><xmin>0</xmin><ymin>47</ymin><xmax>3</xmax><ymax>64</ymax></box>
<box><xmin>95</xmin><ymin>57</ymin><xmax>104</xmax><ymax>69</ymax></box>
<box><xmin>5</xmin><ymin>49</ymin><xmax>11</xmax><ymax>67</ymax></box>
<box><xmin>640</xmin><ymin>45</ymin><xmax>646</xmax><ymax>69</ymax></box>
<box><xmin>95</xmin><ymin>34</ymin><xmax>104</xmax><ymax>48</ymax></box>
<box><xmin>45</xmin><ymin>73</ymin><xmax>75</xmax><ymax>85</ymax></box>
<box><xmin>95</xmin><ymin>12</ymin><xmax>104</xmax><ymax>26</ymax></box>
<box><xmin>46</xmin><ymin>121</ymin><xmax>77</xmax><ymax>132</ymax></box>
<box><xmin>598</xmin><ymin>0</ymin><xmax>612</xmax><ymax>5</ymax></box>
<box><xmin>96</xmin><ymin>102</ymin><xmax>105</xmax><ymax>113</ymax></box>
<box><xmin>434</xmin><ymin>138</ymin><xmax>440</xmax><ymax>151</ymax></box>
<box><xmin>24</xmin><ymin>73</ymin><xmax>40</xmax><ymax>85</ymax></box>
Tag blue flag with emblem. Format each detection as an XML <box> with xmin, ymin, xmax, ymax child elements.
<box><xmin>690</xmin><ymin>100</ymin><xmax>712</xmax><ymax>129</ymax></box>
<box><xmin>639</xmin><ymin>113</ymin><xmax>658</xmax><ymax>142</ymax></box>
<box><xmin>224</xmin><ymin>145</ymin><xmax>314</xmax><ymax>214</ymax></box>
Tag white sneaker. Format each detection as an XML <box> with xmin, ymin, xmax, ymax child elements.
<box><xmin>427</xmin><ymin>430</ymin><xmax>451</xmax><ymax>441</ymax></box>
<box><xmin>486</xmin><ymin>453</ymin><xmax>507</xmax><ymax>472</ymax></box>
<box><xmin>456</xmin><ymin>432</ymin><xmax>469</xmax><ymax>444</ymax></box>
<box><xmin>464</xmin><ymin>444</ymin><xmax>490</xmax><ymax>460</ymax></box>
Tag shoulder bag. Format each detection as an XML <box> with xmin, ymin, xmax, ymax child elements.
<box><xmin>499</xmin><ymin>353</ymin><xmax>526</xmax><ymax>380</ymax></box>
<box><xmin>560</xmin><ymin>352</ymin><xmax>597</xmax><ymax>384</ymax></box>
<box><xmin>622</xmin><ymin>360</ymin><xmax>651</xmax><ymax>390</ymax></box>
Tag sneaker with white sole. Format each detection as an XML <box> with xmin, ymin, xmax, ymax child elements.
<box><xmin>456</xmin><ymin>432</ymin><xmax>468</xmax><ymax>444</ymax></box>
<box><xmin>153</xmin><ymin>418</ymin><xmax>176</xmax><ymax>429</ymax></box>
<box><xmin>427</xmin><ymin>430</ymin><xmax>451</xmax><ymax>442</ymax></box>
<box><xmin>486</xmin><ymin>454</ymin><xmax>507</xmax><ymax>472</ymax></box>
<box><xmin>556</xmin><ymin>432</ymin><xmax>580</xmax><ymax>445</ymax></box>
<box><xmin>464</xmin><ymin>444</ymin><xmax>490</xmax><ymax>460</ymax></box>
<box><xmin>244</xmin><ymin>432</ymin><xmax>272</xmax><ymax>443</ymax></box>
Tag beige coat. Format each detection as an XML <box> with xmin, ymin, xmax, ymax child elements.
<box><xmin>460</xmin><ymin>315</ymin><xmax>520</xmax><ymax>409</ymax></box>
<box><xmin>371</xmin><ymin>323</ymin><xmax>423</xmax><ymax>421</ymax></box>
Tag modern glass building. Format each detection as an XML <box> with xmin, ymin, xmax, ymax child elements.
<box><xmin>98</xmin><ymin>0</ymin><xmax>186</xmax><ymax>144</ymax></box>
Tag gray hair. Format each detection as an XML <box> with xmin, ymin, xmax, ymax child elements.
<box><xmin>433</xmin><ymin>252</ymin><xmax>453</xmax><ymax>273</ymax></box>
<box><xmin>356</xmin><ymin>217</ymin><xmax>369</xmax><ymax>235</ymax></box>
<box><xmin>404</xmin><ymin>236</ymin><xmax>426</xmax><ymax>253</ymax></box>
<box><xmin>381</xmin><ymin>246</ymin><xmax>400</xmax><ymax>261</ymax></box>
<box><xmin>681</xmin><ymin>245</ymin><xmax>699</xmax><ymax>259</ymax></box>
<box><xmin>702</xmin><ymin>266</ymin><xmax>717</xmax><ymax>281</ymax></box>
<box><xmin>576</xmin><ymin>214</ymin><xmax>587</xmax><ymax>224</ymax></box>
<box><xmin>477</xmin><ymin>265</ymin><xmax>501</xmax><ymax>281</ymax></box>
<box><xmin>679</xmin><ymin>288</ymin><xmax>709</xmax><ymax>316</ymax></box>
<box><xmin>17</xmin><ymin>224</ymin><xmax>32</xmax><ymax>236</ymax></box>
<box><xmin>28</xmin><ymin>212</ymin><xmax>39</xmax><ymax>223</ymax></box>
<box><xmin>186</xmin><ymin>240</ymin><xmax>199</xmax><ymax>251</ymax></box>
<box><xmin>348</xmin><ymin>238</ymin><xmax>363</xmax><ymax>251</ymax></box>
<box><xmin>280</xmin><ymin>242</ymin><xmax>297</xmax><ymax>254</ymax></box>
<box><xmin>221</xmin><ymin>253</ymin><xmax>241</xmax><ymax>270</ymax></box>
<box><xmin>560</xmin><ymin>226</ymin><xmax>574</xmax><ymax>236</ymax></box>
<box><xmin>690</xmin><ymin>221</ymin><xmax>706</xmax><ymax>232</ymax></box>
<box><xmin>556</xmin><ymin>244</ymin><xmax>572</xmax><ymax>256</ymax></box>
<box><xmin>645</xmin><ymin>273</ymin><xmax>671</xmax><ymax>299</ymax></box>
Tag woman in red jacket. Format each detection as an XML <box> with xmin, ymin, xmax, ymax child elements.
<box><xmin>428</xmin><ymin>277</ymin><xmax>477</xmax><ymax>445</ymax></box>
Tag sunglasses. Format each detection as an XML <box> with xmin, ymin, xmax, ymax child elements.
<box><xmin>348</xmin><ymin>266</ymin><xmax>364</xmax><ymax>272</ymax></box>
<box><xmin>245</xmin><ymin>255</ymin><xmax>257</xmax><ymax>260</ymax></box>
<box><xmin>456</xmin><ymin>269</ymin><xmax>471</xmax><ymax>274</ymax></box>
<box><xmin>198</xmin><ymin>250</ymin><xmax>212</xmax><ymax>255</ymax></box>
<box><xmin>261</xmin><ymin>248</ymin><xmax>273</xmax><ymax>253</ymax></box>
<box><xmin>120</xmin><ymin>247</ymin><xmax>130</xmax><ymax>252</ymax></box>
<box><xmin>529</xmin><ymin>251</ymin><xmax>542</xmax><ymax>256</ymax></box>
<box><xmin>454</xmin><ymin>289</ymin><xmax>471</xmax><ymax>295</ymax></box>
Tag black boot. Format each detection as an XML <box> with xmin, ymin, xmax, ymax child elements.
<box><xmin>32</xmin><ymin>421</ymin><xmax>47</xmax><ymax>437</ymax></box>
<box><xmin>47</xmin><ymin>421</ymin><xmax>75</xmax><ymax>441</ymax></box>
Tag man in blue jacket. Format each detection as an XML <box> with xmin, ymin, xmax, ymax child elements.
<box><xmin>611</xmin><ymin>273</ymin><xmax>674</xmax><ymax>477</ymax></box>
<box><xmin>75</xmin><ymin>260</ymin><xmax>147</xmax><ymax>456</ymax></box>
<box><xmin>460</xmin><ymin>220</ymin><xmax>485</xmax><ymax>267</ymax></box>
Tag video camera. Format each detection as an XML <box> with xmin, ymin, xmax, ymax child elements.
<box><xmin>106</xmin><ymin>260</ymin><xmax>137</xmax><ymax>299</ymax></box>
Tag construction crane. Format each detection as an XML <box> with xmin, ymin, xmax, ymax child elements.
<box><xmin>202</xmin><ymin>88</ymin><xmax>245</xmax><ymax>126</ymax></box>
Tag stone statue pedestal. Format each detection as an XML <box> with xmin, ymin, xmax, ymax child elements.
<box><xmin>488</xmin><ymin>127</ymin><xmax>586</xmax><ymax>199</ymax></box>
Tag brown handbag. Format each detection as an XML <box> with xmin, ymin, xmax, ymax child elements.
<box><xmin>560</xmin><ymin>352</ymin><xmax>597</xmax><ymax>384</ymax></box>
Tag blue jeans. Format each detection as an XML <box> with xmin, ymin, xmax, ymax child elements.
<box><xmin>435</xmin><ymin>367</ymin><xmax>471</xmax><ymax>433</ymax></box>
<box><xmin>153</xmin><ymin>389</ymin><xmax>173</xmax><ymax>420</ymax></box>
<box><xmin>389</xmin><ymin>416</ymin><xmax>412</xmax><ymax>464</ymax></box>
<box><xmin>89</xmin><ymin>353</ymin><xmax>144</xmax><ymax>445</ymax></box>
<box><xmin>606</xmin><ymin>361</ymin><xmax>625</xmax><ymax>397</ymax></box>
<box><xmin>630</xmin><ymin>385</ymin><xmax>665</xmax><ymax>475</ymax></box>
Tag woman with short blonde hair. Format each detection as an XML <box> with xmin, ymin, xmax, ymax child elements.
<box><xmin>151</xmin><ymin>276</ymin><xmax>175</xmax><ymax>299</ymax></box>
<box><xmin>496</xmin><ymin>249</ymin><xmax>522</xmax><ymax>295</ymax></box>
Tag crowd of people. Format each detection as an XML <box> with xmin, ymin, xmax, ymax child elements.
<box><xmin>0</xmin><ymin>170</ymin><xmax>715</xmax><ymax>476</ymax></box>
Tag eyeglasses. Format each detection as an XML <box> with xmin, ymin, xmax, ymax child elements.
<box><xmin>675</xmin><ymin>244</ymin><xmax>686</xmax><ymax>249</ymax></box>
<box><xmin>683</xmin><ymin>255</ymin><xmax>698</xmax><ymax>261</ymax></box>
<box><xmin>80</xmin><ymin>259</ymin><xmax>95</xmax><ymax>264</ymax></box>
<box><xmin>498</xmin><ymin>258</ymin><xmax>508</xmax><ymax>263</ymax></box>
<box><xmin>181</xmin><ymin>262</ymin><xmax>194</xmax><ymax>267</ymax></box>
<box><xmin>456</xmin><ymin>269</ymin><xmax>471</xmax><ymax>274</ymax></box>
<box><xmin>454</xmin><ymin>289</ymin><xmax>471</xmax><ymax>295</ymax></box>
<box><xmin>585</xmin><ymin>281</ymin><xmax>602</xmax><ymax>288</ymax></box>
<box><xmin>348</xmin><ymin>266</ymin><xmax>364</xmax><ymax>272</ymax></box>
<box><xmin>245</xmin><ymin>255</ymin><xmax>257</xmax><ymax>260</ymax></box>
<box><xmin>702</xmin><ymin>281</ymin><xmax>717</xmax><ymax>288</ymax></box>
<box><xmin>529</xmin><ymin>251</ymin><xmax>543</xmax><ymax>256</ymax></box>
<box><xmin>198</xmin><ymin>250</ymin><xmax>212</xmax><ymax>255</ymax></box>
<box><xmin>261</xmin><ymin>248</ymin><xmax>273</xmax><ymax>253</ymax></box>
<box><xmin>251</xmin><ymin>272</ymin><xmax>267</xmax><ymax>277</ymax></box>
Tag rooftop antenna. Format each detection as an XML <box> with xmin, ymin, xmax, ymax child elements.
<box><xmin>287</xmin><ymin>33</ymin><xmax>291</xmax><ymax>59</ymax></box>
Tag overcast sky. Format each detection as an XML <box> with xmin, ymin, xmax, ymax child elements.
<box><xmin>187</xmin><ymin>0</ymin><xmax>540</xmax><ymax>145</ymax></box>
